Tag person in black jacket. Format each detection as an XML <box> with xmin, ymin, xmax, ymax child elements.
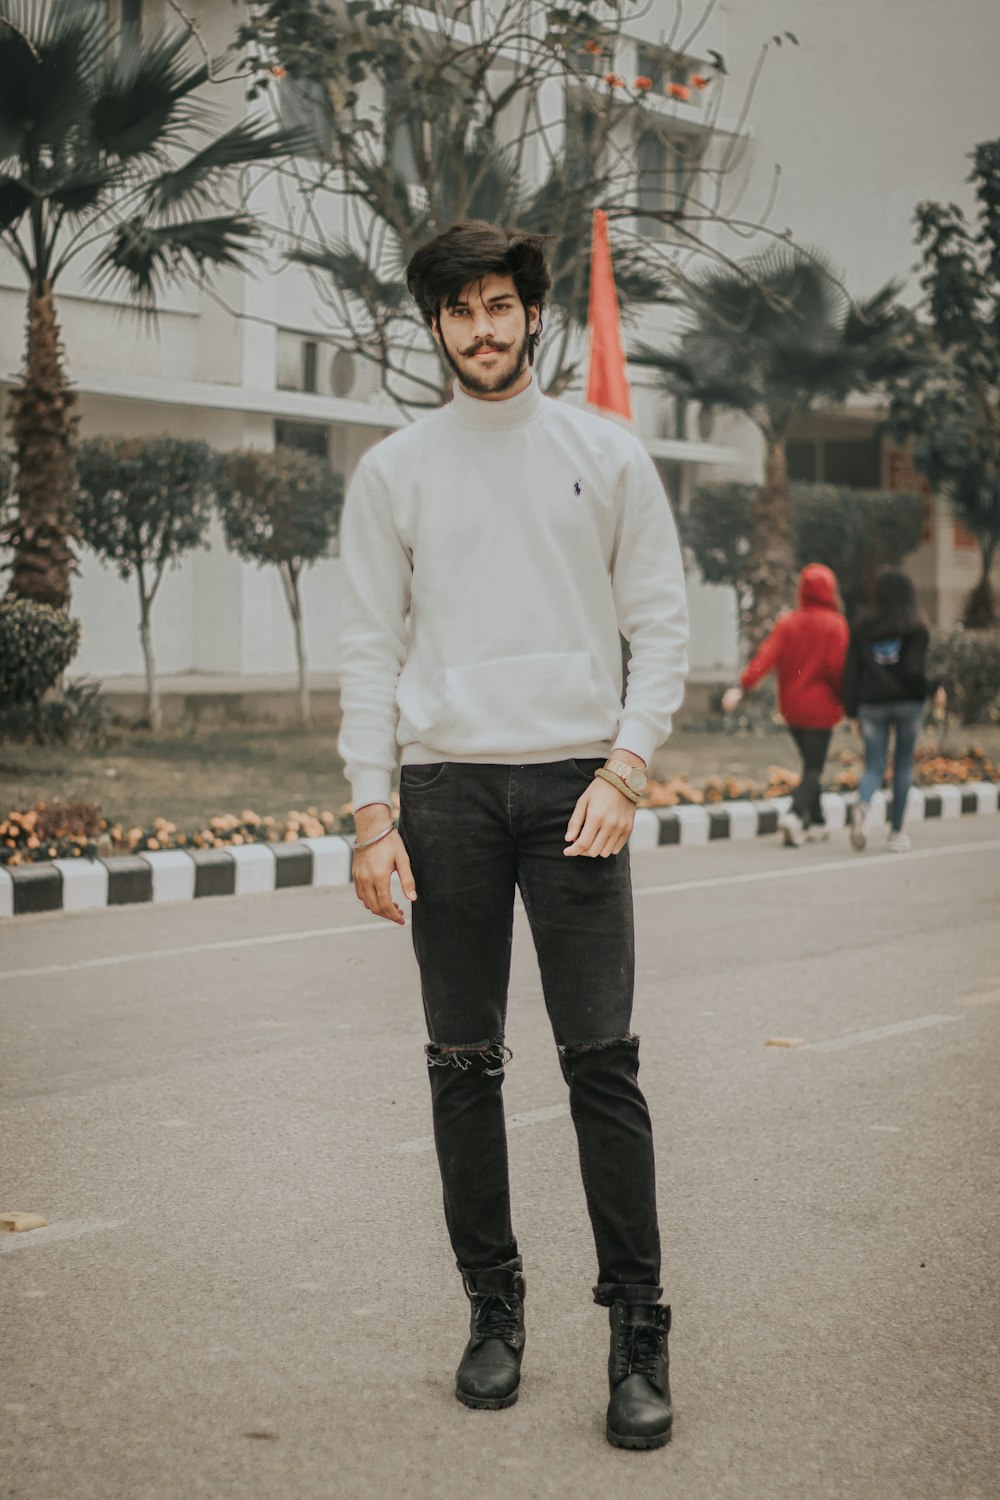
<box><xmin>842</xmin><ymin>568</ymin><xmax>947</xmax><ymax>853</ymax></box>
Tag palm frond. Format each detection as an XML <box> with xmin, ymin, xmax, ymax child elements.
<box><xmin>90</xmin><ymin>213</ymin><xmax>260</xmax><ymax>308</ymax></box>
<box><xmin>289</xmin><ymin>240</ymin><xmax>410</xmax><ymax>314</ymax></box>
<box><xmin>0</xmin><ymin>172</ymin><xmax>33</xmax><ymax>231</ymax></box>
<box><xmin>0</xmin><ymin>0</ymin><xmax>109</xmax><ymax>161</ymax></box>
<box><xmin>90</xmin><ymin>26</ymin><xmax>210</xmax><ymax>162</ymax></box>
<box><xmin>146</xmin><ymin>119</ymin><xmax>315</xmax><ymax>214</ymax></box>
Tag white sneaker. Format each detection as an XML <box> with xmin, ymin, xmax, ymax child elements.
<box><xmin>887</xmin><ymin>831</ymin><xmax>911</xmax><ymax>853</ymax></box>
<box><xmin>778</xmin><ymin>810</ymin><xmax>804</xmax><ymax>847</ymax></box>
<box><xmin>849</xmin><ymin>803</ymin><xmax>869</xmax><ymax>851</ymax></box>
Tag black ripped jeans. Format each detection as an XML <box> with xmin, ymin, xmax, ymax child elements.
<box><xmin>397</xmin><ymin>758</ymin><xmax>662</xmax><ymax>1301</ymax></box>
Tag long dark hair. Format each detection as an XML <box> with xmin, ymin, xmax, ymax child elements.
<box><xmin>405</xmin><ymin>220</ymin><xmax>551</xmax><ymax>364</ymax></box>
<box><xmin>855</xmin><ymin>567</ymin><xmax>928</xmax><ymax>638</ymax></box>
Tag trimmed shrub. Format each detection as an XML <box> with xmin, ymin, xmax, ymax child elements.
<box><xmin>0</xmin><ymin>596</ymin><xmax>80</xmax><ymax>706</ymax></box>
<box><xmin>929</xmin><ymin>629</ymin><xmax>1000</xmax><ymax>724</ymax></box>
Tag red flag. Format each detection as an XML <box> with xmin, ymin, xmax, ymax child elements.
<box><xmin>586</xmin><ymin>209</ymin><xmax>634</xmax><ymax>422</ymax></box>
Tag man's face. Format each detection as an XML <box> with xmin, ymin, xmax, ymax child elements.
<box><xmin>433</xmin><ymin>273</ymin><xmax>540</xmax><ymax>399</ymax></box>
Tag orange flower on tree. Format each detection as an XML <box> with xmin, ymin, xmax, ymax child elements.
<box><xmin>603</xmin><ymin>72</ymin><xmax>625</xmax><ymax>87</ymax></box>
<box><xmin>269</xmin><ymin>65</ymin><xmax>286</xmax><ymax>79</ymax></box>
<box><xmin>667</xmin><ymin>82</ymin><xmax>690</xmax><ymax>101</ymax></box>
<box><xmin>633</xmin><ymin>76</ymin><xmax>653</xmax><ymax>91</ymax></box>
<box><xmin>583</xmin><ymin>39</ymin><xmax>602</xmax><ymax>55</ymax></box>
<box><xmin>691</xmin><ymin>75</ymin><xmax>710</xmax><ymax>88</ymax></box>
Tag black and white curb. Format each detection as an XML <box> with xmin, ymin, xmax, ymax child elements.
<box><xmin>2</xmin><ymin>782</ymin><xmax>997</xmax><ymax>919</ymax></box>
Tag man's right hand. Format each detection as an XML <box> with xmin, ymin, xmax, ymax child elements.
<box><xmin>352</xmin><ymin>803</ymin><xmax>417</xmax><ymax>926</ymax></box>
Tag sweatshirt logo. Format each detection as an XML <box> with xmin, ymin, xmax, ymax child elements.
<box><xmin>573</xmin><ymin>480</ymin><xmax>581</xmax><ymax>495</ymax></box>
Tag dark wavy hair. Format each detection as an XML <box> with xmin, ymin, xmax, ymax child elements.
<box><xmin>855</xmin><ymin>567</ymin><xmax>929</xmax><ymax>638</ymax></box>
<box><xmin>405</xmin><ymin>220</ymin><xmax>551</xmax><ymax>364</ymax></box>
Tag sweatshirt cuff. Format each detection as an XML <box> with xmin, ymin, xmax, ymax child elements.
<box><xmin>349</xmin><ymin>770</ymin><xmax>395</xmax><ymax>814</ymax></box>
<box><xmin>613</xmin><ymin>717</ymin><xmax>663</xmax><ymax>767</ymax></box>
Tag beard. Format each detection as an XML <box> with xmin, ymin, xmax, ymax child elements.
<box><xmin>439</xmin><ymin>325</ymin><xmax>532</xmax><ymax>396</ymax></box>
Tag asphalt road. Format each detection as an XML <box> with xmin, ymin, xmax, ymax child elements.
<box><xmin>2</xmin><ymin>818</ymin><xmax>999</xmax><ymax>1500</ymax></box>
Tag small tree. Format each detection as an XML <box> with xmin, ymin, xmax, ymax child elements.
<box><xmin>216</xmin><ymin>446</ymin><xmax>342</xmax><ymax>727</ymax></box>
<box><xmin>76</xmin><ymin>437</ymin><xmax>219</xmax><ymax>730</ymax></box>
<box><xmin>888</xmin><ymin>140</ymin><xmax>1000</xmax><ymax>627</ymax></box>
<box><xmin>683</xmin><ymin>481</ymin><xmax>925</xmax><ymax>625</ymax></box>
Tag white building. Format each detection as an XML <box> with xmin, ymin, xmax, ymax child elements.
<box><xmin>1</xmin><ymin>0</ymin><xmax>997</xmax><ymax>691</ymax></box>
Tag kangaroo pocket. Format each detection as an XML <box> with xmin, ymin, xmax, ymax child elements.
<box><xmin>430</xmin><ymin>651</ymin><xmax>614</xmax><ymax>756</ymax></box>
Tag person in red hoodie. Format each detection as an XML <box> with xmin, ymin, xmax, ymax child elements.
<box><xmin>722</xmin><ymin>564</ymin><xmax>849</xmax><ymax>846</ymax></box>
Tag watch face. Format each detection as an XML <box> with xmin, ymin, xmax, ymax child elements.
<box><xmin>627</xmin><ymin>768</ymin><xmax>646</xmax><ymax>792</ymax></box>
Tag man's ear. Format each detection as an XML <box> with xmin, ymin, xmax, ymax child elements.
<box><xmin>526</xmin><ymin>304</ymin><xmax>540</xmax><ymax>335</ymax></box>
<box><xmin>430</xmin><ymin>314</ymin><xmax>443</xmax><ymax>349</ymax></box>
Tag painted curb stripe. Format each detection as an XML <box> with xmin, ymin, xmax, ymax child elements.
<box><xmin>656</xmin><ymin>813</ymin><xmax>680</xmax><ymax>845</ymax></box>
<box><xmin>756</xmin><ymin>807</ymin><xmax>779</xmax><ymax>836</ymax></box>
<box><xmin>104</xmin><ymin>855</ymin><xmax>153</xmax><ymax>906</ymax></box>
<box><xmin>9</xmin><ymin>862</ymin><xmax>62</xmax><ymax>914</ymax></box>
<box><xmin>274</xmin><ymin>843</ymin><xmax>314</xmax><ymax>888</ymax></box>
<box><xmin>1</xmin><ymin>784</ymin><xmax>996</xmax><ymax>918</ymax></box>
<box><xmin>189</xmin><ymin>848</ymin><xmax>236</xmax><ymax>898</ymax></box>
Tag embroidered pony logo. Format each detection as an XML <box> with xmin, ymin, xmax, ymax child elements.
<box><xmin>573</xmin><ymin>480</ymin><xmax>582</xmax><ymax>495</ymax></box>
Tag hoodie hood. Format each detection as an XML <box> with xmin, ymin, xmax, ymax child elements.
<box><xmin>798</xmin><ymin>563</ymin><xmax>839</xmax><ymax>611</ymax></box>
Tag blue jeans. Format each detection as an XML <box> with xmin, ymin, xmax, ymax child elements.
<box><xmin>857</xmin><ymin>701</ymin><xmax>925</xmax><ymax>831</ymax></box>
<box><xmin>397</xmin><ymin>757</ymin><xmax>661</xmax><ymax>1301</ymax></box>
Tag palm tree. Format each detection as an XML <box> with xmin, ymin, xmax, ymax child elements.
<box><xmin>0</xmin><ymin>0</ymin><xmax>308</xmax><ymax>609</ymax></box>
<box><xmin>633</xmin><ymin>247</ymin><xmax>912</xmax><ymax>646</ymax></box>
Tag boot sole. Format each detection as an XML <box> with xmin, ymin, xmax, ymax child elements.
<box><xmin>606</xmin><ymin>1422</ymin><xmax>672</xmax><ymax>1450</ymax></box>
<box><xmin>611</xmin><ymin>1422</ymin><xmax>671</xmax><ymax>1446</ymax></box>
<box><xmin>456</xmin><ymin>1387</ymin><xmax>519</xmax><ymax>1410</ymax></box>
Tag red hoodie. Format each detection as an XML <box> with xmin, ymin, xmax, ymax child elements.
<box><xmin>740</xmin><ymin>564</ymin><xmax>849</xmax><ymax>729</ymax></box>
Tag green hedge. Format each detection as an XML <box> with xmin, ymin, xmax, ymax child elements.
<box><xmin>0</xmin><ymin>597</ymin><xmax>81</xmax><ymax>706</ymax></box>
<box><xmin>929</xmin><ymin>629</ymin><xmax>1000</xmax><ymax>724</ymax></box>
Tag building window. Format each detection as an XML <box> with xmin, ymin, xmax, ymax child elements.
<box><xmin>787</xmin><ymin>435</ymin><xmax>881</xmax><ymax>489</ymax></box>
<box><xmin>275</xmin><ymin>420</ymin><xmax>329</xmax><ymax>458</ymax></box>
<box><xmin>277</xmin><ymin>75</ymin><xmax>334</xmax><ymax>158</ymax></box>
<box><xmin>302</xmin><ymin>340</ymin><xmax>318</xmax><ymax>395</ymax></box>
<box><xmin>636</xmin><ymin>131</ymin><xmax>697</xmax><ymax>240</ymax></box>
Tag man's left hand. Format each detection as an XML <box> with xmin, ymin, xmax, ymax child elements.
<box><xmin>564</xmin><ymin>776</ymin><xmax>636</xmax><ymax>858</ymax></box>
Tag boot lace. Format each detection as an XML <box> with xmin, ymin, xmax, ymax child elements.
<box><xmin>472</xmin><ymin>1292</ymin><xmax>521</xmax><ymax>1347</ymax></box>
<box><xmin>616</xmin><ymin>1320</ymin><xmax>663</xmax><ymax>1381</ymax></box>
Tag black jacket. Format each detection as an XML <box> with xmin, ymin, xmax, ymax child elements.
<box><xmin>842</xmin><ymin>624</ymin><xmax>935</xmax><ymax>717</ymax></box>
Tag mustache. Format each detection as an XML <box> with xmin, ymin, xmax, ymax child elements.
<box><xmin>461</xmin><ymin>340</ymin><xmax>511</xmax><ymax>357</ymax></box>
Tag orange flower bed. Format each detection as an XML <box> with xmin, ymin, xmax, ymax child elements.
<box><xmin>2</xmin><ymin>748</ymin><xmax>995</xmax><ymax>867</ymax></box>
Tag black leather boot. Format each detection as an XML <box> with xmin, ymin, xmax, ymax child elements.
<box><xmin>455</xmin><ymin>1256</ymin><xmax>526</xmax><ymax>1410</ymax></box>
<box><xmin>605</xmin><ymin>1299</ymin><xmax>672</xmax><ymax>1449</ymax></box>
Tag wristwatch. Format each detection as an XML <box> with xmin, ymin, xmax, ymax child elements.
<box><xmin>602</xmin><ymin>757</ymin><xmax>648</xmax><ymax>796</ymax></box>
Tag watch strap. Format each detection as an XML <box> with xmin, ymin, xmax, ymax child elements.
<box><xmin>593</xmin><ymin>766</ymin><xmax>641</xmax><ymax>804</ymax></box>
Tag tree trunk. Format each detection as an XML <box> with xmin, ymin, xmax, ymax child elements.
<box><xmin>744</xmin><ymin>436</ymin><xmax>796</xmax><ymax>653</ymax></box>
<box><xmin>137</xmin><ymin>583</ymin><xmax>161</xmax><ymax>732</ymax></box>
<box><xmin>284</xmin><ymin>567</ymin><xmax>312</xmax><ymax>728</ymax></box>
<box><xmin>4</xmin><ymin>281</ymin><xmax>79</xmax><ymax>609</ymax></box>
<box><xmin>961</xmin><ymin>558</ymin><xmax>997</xmax><ymax>629</ymax></box>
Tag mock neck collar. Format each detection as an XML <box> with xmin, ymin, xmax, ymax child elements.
<box><xmin>446</xmin><ymin>374</ymin><xmax>546</xmax><ymax>431</ymax></box>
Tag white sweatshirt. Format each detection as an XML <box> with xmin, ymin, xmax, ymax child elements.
<box><xmin>337</xmin><ymin>376</ymin><xmax>690</xmax><ymax>811</ymax></box>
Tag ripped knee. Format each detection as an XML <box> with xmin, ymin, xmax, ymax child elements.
<box><xmin>557</xmin><ymin>1032</ymin><xmax>639</xmax><ymax>1084</ymax></box>
<box><xmin>425</xmin><ymin>1038</ymin><xmax>512</xmax><ymax>1077</ymax></box>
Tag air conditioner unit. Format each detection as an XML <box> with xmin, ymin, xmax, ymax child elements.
<box><xmin>328</xmin><ymin>347</ymin><xmax>383</xmax><ymax>401</ymax></box>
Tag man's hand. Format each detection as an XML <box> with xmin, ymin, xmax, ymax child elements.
<box><xmin>353</xmin><ymin>803</ymin><xmax>417</xmax><ymax>925</ymax></box>
<box><xmin>564</xmin><ymin>776</ymin><xmax>636</xmax><ymax>858</ymax></box>
<box><xmin>722</xmin><ymin>686</ymin><xmax>743</xmax><ymax>714</ymax></box>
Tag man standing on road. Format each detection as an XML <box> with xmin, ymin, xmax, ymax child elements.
<box><xmin>336</xmin><ymin>220</ymin><xmax>689</xmax><ymax>1449</ymax></box>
